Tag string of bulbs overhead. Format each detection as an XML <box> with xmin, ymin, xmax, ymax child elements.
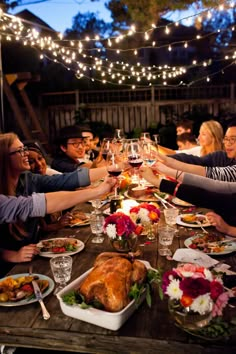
<box><xmin>0</xmin><ymin>1</ymin><xmax>235</xmax><ymax>89</ymax></box>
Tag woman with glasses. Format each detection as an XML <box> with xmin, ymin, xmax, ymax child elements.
<box><xmin>0</xmin><ymin>132</ymin><xmax>115</xmax><ymax>276</ymax></box>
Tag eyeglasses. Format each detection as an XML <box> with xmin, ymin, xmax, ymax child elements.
<box><xmin>9</xmin><ymin>146</ymin><xmax>29</xmax><ymax>157</ymax></box>
<box><xmin>223</xmin><ymin>137</ymin><xmax>236</xmax><ymax>145</ymax></box>
<box><xmin>67</xmin><ymin>142</ymin><xmax>84</xmax><ymax>148</ymax></box>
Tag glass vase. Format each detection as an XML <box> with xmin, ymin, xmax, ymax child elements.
<box><xmin>144</xmin><ymin>222</ymin><xmax>157</xmax><ymax>241</ymax></box>
<box><xmin>168</xmin><ymin>299</ymin><xmax>212</xmax><ymax>331</ymax></box>
<box><xmin>110</xmin><ymin>233</ymin><xmax>137</xmax><ymax>252</ymax></box>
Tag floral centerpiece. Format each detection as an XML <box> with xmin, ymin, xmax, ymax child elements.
<box><xmin>162</xmin><ymin>263</ymin><xmax>231</xmax><ymax>331</ymax></box>
<box><xmin>129</xmin><ymin>203</ymin><xmax>160</xmax><ymax>240</ymax></box>
<box><xmin>104</xmin><ymin>212</ymin><xmax>141</xmax><ymax>252</ymax></box>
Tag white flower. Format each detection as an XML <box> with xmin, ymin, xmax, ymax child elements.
<box><xmin>106</xmin><ymin>224</ymin><xmax>117</xmax><ymax>239</ymax></box>
<box><xmin>190</xmin><ymin>294</ymin><xmax>213</xmax><ymax>315</ymax></box>
<box><xmin>138</xmin><ymin>208</ymin><xmax>150</xmax><ymax>223</ymax></box>
<box><xmin>166</xmin><ymin>279</ymin><xmax>183</xmax><ymax>300</ymax></box>
<box><xmin>204</xmin><ymin>268</ymin><xmax>213</xmax><ymax>281</ymax></box>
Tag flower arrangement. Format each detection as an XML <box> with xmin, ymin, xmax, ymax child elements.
<box><xmin>104</xmin><ymin>212</ymin><xmax>142</xmax><ymax>252</ymax></box>
<box><xmin>104</xmin><ymin>212</ymin><xmax>142</xmax><ymax>240</ymax></box>
<box><xmin>162</xmin><ymin>263</ymin><xmax>230</xmax><ymax>317</ymax></box>
<box><xmin>130</xmin><ymin>202</ymin><xmax>160</xmax><ymax>225</ymax></box>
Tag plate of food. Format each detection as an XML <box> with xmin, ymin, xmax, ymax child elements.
<box><xmin>69</xmin><ymin>212</ymin><xmax>90</xmax><ymax>227</ymax></box>
<box><xmin>0</xmin><ymin>273</ymin><xmax>54</xmax><ymax>306</ymax></box>
<box><xmin>171</xmin><ymin>197</ymin><xmax>194</xmax><ymax>207</ymax></box>
<box><xmin>124</xmin><ymin>186</ymin><xmax>168</xmax><ymax>202</ymax></box>
<box><xmin>184</xmin><ymin>233</ymin><xmax>236</xmax><ymax>255</ymax></box>
<box><xmin>177</xmin><ymin>214</ymin><xmax>211</xmax><ymax>228</ymax></box>
<box><xmin>57</xmin><ymin>252</ymin><xmax>160</xmax><ymax>330</ymax></box>
<box><xmin>37</xmin><ymin>238</ymin><xmax>85</xmax><ymax>257</ymax></box>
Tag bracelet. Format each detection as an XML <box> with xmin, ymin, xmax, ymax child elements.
<box><xmin>173</xmin><ymin>183</ymin><xmax>181</xmax><ymax>197</ymax></box>
<box><xmin>175</xmin><ymin>170</ymin><xmax>183</xmax><ymax>180</ymax></box>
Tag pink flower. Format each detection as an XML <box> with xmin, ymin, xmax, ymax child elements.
<box><xmin>210</xmin><ymin>280</ymin><xmax>224</xmax><ymax>301</ymax></box>
<box><xmin>212</xmin><ymin>292</ymin><xmax>230</xmax><ymax>317</ymax></box>
<box><xmin>175</xmin><ymin>263</ymin><xmax>205</xmax><ymax>278</ymax></box>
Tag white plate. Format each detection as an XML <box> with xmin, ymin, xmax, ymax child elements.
<box><xmin>57</xmin><ymin>260</ymin><xmax>152</xmax><ymax>331</ymax></box>
<box><xmin>124</xmin><ymin>190</ymin><xmax>167</xmax><ymax>202</ymax></box>
<box><xmin>184</xmin><ymin>235</ymin><xmax>236</xmax><ymax>255</ymax></box>
<box><xmin>0</xmin><ymin>273</ymin><xmax>54</xmax><ymax>307</ymax></box>
<box><xmin>177</xmin><ymin>214</ymin><xmax>211</xmax><ymax>228</ymax></box>
<box><xmin>69</xmin><ymin>213</ymin><xmax>90</xmax><ymax>227</ymax></box>
<box><xmin>37</xmin><ymin>238</ymin><xmax>85</xmax><ymax>258</ymax></box>
<box><xmin>172</xmin><ymin>197</ymin><xmax>194</xmax><ymax>207</ymax></box>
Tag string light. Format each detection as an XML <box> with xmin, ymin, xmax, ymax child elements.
<box><xmin>0</xmin><ymin>3</ymin><xmax>234</xmax><ymax>89</ymax></box>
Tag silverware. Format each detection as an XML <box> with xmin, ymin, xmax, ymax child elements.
<box><xmin>32</xmin><ymin>280</ymin><xmax>50</xmax><ymax>320</ymax></box>
<box><xmin>196</xmin><ymin>220</ymin><xmax>209</xmax><ymax>234</ymax></box>
<box><xmin>154</xmin><ymin>193</ymin><xmax>176</xmax><ymax>209</ymax></box>
<box><xmin>29</xmin><ymin>266</ymin><xmax>50</xmax><ymax>320</ymax></box>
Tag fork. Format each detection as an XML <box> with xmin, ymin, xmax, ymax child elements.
<box><xmin>196</xmin><ymin>221</ymin><xmax>208</xmax><ymax>234</ymax></box>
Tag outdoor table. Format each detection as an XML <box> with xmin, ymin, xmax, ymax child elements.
<box><xmin>0</xmin><ymin>202</ymin><xmax>235</xmax><ymax>354</ymax></box>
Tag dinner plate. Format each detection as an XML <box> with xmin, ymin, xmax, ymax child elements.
<box><xmin>171</xmin><ymin>197</ymin><xmax>194</xmax><ymax>207</ymax></box>
<box><xmin>124</xmin><ymin>190</ymin><xmax>167</xmax><ymax>202</ymax></box>
<box><xmin>0</xmin><ymin>273</ymin><xmax>54</xmax><ymax>307</ymax></box>
<box><xmin>37</xmin><ymin>238</ymin><xmax>85</xmax><ymax>257</ymax></box>
<box><xmin>184</xmin><ymin>235</ymin><xmax>236</xmax><ymax>255</ymax></box>
<box><xmin>176</xmin><ymin>214</ymin><xmax>211</xmax><ymax>228</ymax></box>
<box><xmin>69</xmin><ymin>213</ymin><xmax>90</xmax><ymax>227</ymax></box>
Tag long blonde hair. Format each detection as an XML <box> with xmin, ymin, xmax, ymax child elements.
<box><xmin>200</xmin><ymin>120</ymin><xmax>224</xmax><ymax>156</ymax></box>
<box><xmin>0</xmin><ymin>132</ymin><xmax>18</xmax><ymax>195</ymax></box>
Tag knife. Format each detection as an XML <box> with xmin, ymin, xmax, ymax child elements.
<box><xmin>32</xmin><ymin>280</ymin><xmax>50</xmax><ymax>320</ymax></box>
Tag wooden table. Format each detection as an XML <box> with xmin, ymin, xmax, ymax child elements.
<box><xmin>0</xmin><ymin>203</ymin><xmax>236</xmax><ymax>354</ymax></box>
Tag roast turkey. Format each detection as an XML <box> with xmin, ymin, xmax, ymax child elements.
<box><xmin>78</xmin><ymin>252</ymin><xmax>147</xmax><ymax>312</ymax></box>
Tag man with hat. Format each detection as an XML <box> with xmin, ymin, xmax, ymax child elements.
<box><xmin>51</xmin><ymin>125</ymin><xmax>92</xmax><ymax>172</ymax></box>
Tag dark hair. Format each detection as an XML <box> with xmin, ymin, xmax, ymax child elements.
<box><xmin>55</xmin><ymin>125</ymin><xmax>83</xmax><ymax>146</ymax></box>
<box><xmin>24</xmin><ymin>141</ymin><xmax>44</xmax><ymax>157</ymax></box>
<box><xmin>176</xmin><ymin>133</ymin><xmax>197</xmax><ymax>144</ymax></box>
<box><xmin>176</xmin><ymin>120</ymin><xmax>193</xmax><ymax>132</ymax></box>
<box><xmin>226</xmin><ymin>119</ymin><xmax>236</xmax><ymax>129</ymax></box>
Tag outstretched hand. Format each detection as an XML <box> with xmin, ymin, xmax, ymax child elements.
<box><xmin>139</xmin><ymin>166</ymin><xmax>160</xmax><ymax>187</ymax></box>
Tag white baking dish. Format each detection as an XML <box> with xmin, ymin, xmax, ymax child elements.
<box><xmin>57</xmin><ymin>260</ymin><xmax>151</xmax><ymax>330</ymax></box>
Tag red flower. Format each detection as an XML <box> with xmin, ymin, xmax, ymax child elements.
<box><xmin>180</xmin><ymin>277</ymin><xmax>210</xmax><ymax>298</ymax></box>
<box><xmin>210</xmin><ymin>280</ymin><xmax>224</xmax><ymax>301</ymax></box>
<box><xmin>104</xmin><ymin>212</ymin><xmax>137</xmax><ymax>238</ymax></box>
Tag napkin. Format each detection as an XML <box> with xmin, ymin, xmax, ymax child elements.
<box><xmin>172</xmin><ymin>248</ymin><xmax>219</xmax><ymax>268</ymax></box>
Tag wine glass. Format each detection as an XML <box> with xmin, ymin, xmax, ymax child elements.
<box><xmin>153</xmin><ymin>134</ymin><xmax>160</xmax><ymax>145</ymax></box>
<box><xmin>90</xmin><ymin>211</ymin><xmax>105</xmax><ymax>243</ymax></box>
<box><xmin>125</xmin><ymin>140</ymin><xmax>143</xmax><ymax>187</ymax></box>
<box><xmin>100</xmin><ymin>138</ymin><xmax>114</xmax><ymax>161</ymax></box>
<box><xmin>106</xmin><ymin>152</ymin><xmax>123</xmax><ymax>198</ymax></box>
<box><xmin>114</xmin><ymin>128</ymin><xmax>125</xmax><ymax>142</ymax></box>
<box><xmin>140</xmin><ymin>132</ymin><xmax>151</xmax><ymax>142</ymax></box>
<box><xmin>91</xmin><ymin>199</ymin><xmax>103</xmax><ymax>213</ymax></box>
<box><xmin>142</xmin><ymin>141</ymin><xmax>158</xmax><ymax>167</ymax></box>
<box><xmin>50</xmin><ymin>255</ymin><xmax>73</xmax><ymax>295</ymax></box>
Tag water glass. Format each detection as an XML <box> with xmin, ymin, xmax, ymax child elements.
<box><xmin>50</xmin><ymin>255</ymin><xmax>73</xmax><ymax>294</ymax></box>
<box><xmin>164</xmin><ymin>208</ymin><xmax>179</xmax><ymax>226</ymax></box>
<box><xmin>90</xmin><ymin>212</ymin><xmax>105</xmax><ymax>243</ymax></box>
<box><xmin>158</xmin><ymin>225</ymin><xmax>175</xmax><ymax>256</ymax></box>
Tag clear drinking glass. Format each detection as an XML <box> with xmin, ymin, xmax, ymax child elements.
<box><xmin>50</xmin><ymin>255</ymin><xmax>73</xmax><ymax>294</ymax></box>
<box><xmin>164</xmin><ymin>208</ymin><xmax>179</xmax><ymax>227</ymax></box>
<box><xmin>90</xmin><ymin>211</ymin><xmax>105</xmax><ymax>243</ymax></box>
<box><xmin>158</xmin><ymin>225</ymin><xmax>175</xmax><ymax>256</ymax></box>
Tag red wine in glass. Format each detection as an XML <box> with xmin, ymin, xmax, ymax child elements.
<box><xmin>129</xmin><ymin>159</ymin><xmax>143</xmax><ymax>168</ymax></box>
<box><xmin>107</xmin><ymin>168</ymin><xmax>122</xmax><ymax>177</ymax></box>
<box><xmin>102</xmin><ymin>152</ymin><xmax>108</xmax><ymax>160</ymax></box>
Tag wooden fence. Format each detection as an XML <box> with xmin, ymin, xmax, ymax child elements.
<box><xmin>38</xmin><ymin>84</ymin><xmax>235</xmax><ymax>142</ymax></box>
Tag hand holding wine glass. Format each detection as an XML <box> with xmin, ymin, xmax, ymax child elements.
<box><xmin>106</xmin><ymin>152</ymin><xmax>123</xmax><ymax>197</ymax></box>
